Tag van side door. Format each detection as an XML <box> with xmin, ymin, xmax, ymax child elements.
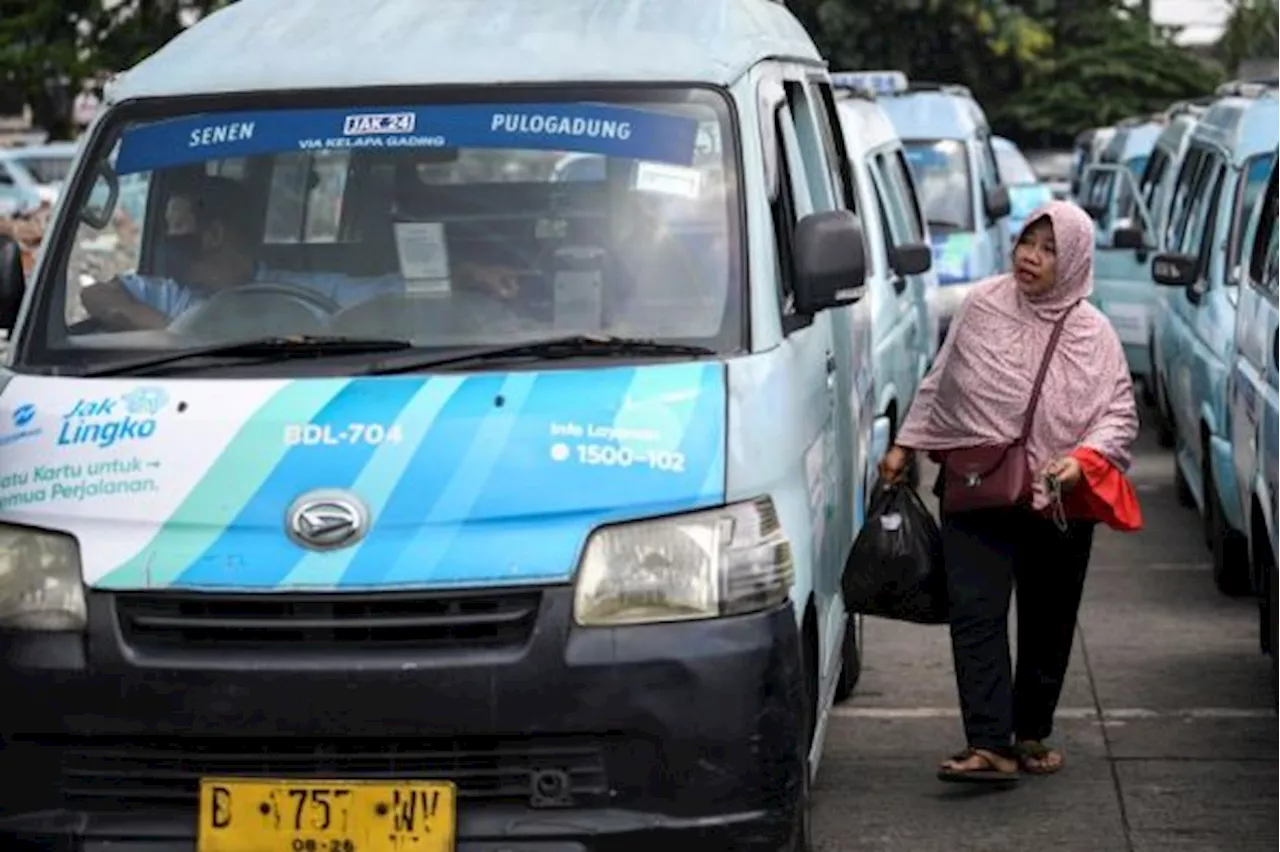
<box><xmin>1230</xmin><ymin>160</ymin><xmax>1279</xmax><ymax>561</ymax></box>
<box><xmin>864</xmin><ymin>148</ymin><xmax>922</xmax><ymax>413</ymax></box>
<box><xmin>763</xmin><ymin>73</ymin><xmax>843</xmax><ymax>712</ymax></box>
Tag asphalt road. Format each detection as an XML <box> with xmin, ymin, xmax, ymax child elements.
<box><xmin>812</xmin><ymin>409</ymin><xmax>1279</xmax><ymax>852</ymax></box>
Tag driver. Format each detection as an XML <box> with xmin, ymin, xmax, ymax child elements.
<box><xmin>82</xmin><ymin>176</ymin><xmax>550</xmax><ymax>333</ymax></box>
<box><xmin>82</xmin><ymin>179</ymin><xmax>257</xmax><ymax>331</ymax></box>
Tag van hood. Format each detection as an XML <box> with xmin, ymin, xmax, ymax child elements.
<box><xmin>0</xmin><ymin>364</ymin><xmax>726</xmax><ymax>591</ymax></box>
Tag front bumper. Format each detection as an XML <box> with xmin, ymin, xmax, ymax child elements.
<box><xmin>0</xmin><ymin>586</ymin><xmax>806</xmax><ymax>851</ymax></box>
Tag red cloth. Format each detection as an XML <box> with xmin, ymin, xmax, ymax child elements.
<box><xmin>1052</xmin><ymin>447</ymin><xmax>1143</xmax><ymax>531</ymax></box>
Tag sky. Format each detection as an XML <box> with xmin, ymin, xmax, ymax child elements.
<box><xmin>1148</xmin><ymin>0</ymin><xmax>1232</xmax><ymax>44</ymax></box>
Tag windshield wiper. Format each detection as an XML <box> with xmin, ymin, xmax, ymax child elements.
<box><xmin>362</xmin><ymin>334</ymin><xmax>717</xmax><ymax>375</ymax></box>
<box><xmin>77</xmin><ymin>336</ymin><xmax>415</xmax><ymax>377</ymax></box>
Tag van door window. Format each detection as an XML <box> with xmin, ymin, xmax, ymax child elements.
<box><xmin>878</xmin><ymin>152</ymin><xmax>925</xmax><ymax>244</ymax></box>
<box><xmin>1227</xmin><ymin>153</ymin><xmax>1278</xmax><ymax>285</ymax></box>
<box><xmin>976</xmin><ymin>136</ymin><xmax>1001</xmax><ymax>225</ymax></box>
<box><xmin>770</xmin><ymin>101</ymin><xmax>814</xmax><ymax>320</ymax></box>
<box><xmin>1175</xmin><ymin>155</ymin><xmax>1226</xmax><ymax>284</ymax></box>
<box><xmin>807</xmin><ymin>78</ymin><xmax>857</xmax><ymax>213</ymax></box>
<box><xmin>1248</xmin><ymin>167</ymin><xmax>1279</xmax><ymax>294</ymax></box>
<box><xmin>1164</xmin><ymin>148</ymin><xmax>1206</xmax><ymax>249</ymax></box>
<box><xmin>783</xmin><ymin>80</ymin><xmax>836</xmax><ymax>213</ymax></box>
<box><xmin>1137</xmin><ymin>150</ymin><xmax>1168</xmax><ymax>217</ymax></box>
<box><xmin>887</xmin><ymin>151</ymin><xmax>926</xmax><ymax>242</ymax></box>
<box><xmin>1249</xmin><ymin>168</ymin><xmax>1280</xmax><ymax>298</ymax></box>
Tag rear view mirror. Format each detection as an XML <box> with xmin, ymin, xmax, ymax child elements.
<box><xmin>1112</xmin><ymin>226</ymin><xmax>1146</xmax><ymax>251</ymax></box>
<box><xmin>793</xmin><ymin>209</ymin><xmax>867</xmax><ymax>314</ymax></box>
<box><xmin>81</xmin><ymin>164</ymin><xmax>119</xmax><ymax>230</ymax></box>
<box><xmin>984</xmin><ymin>185</ymin><xmax>1011</xmax><ymax>220</ymax></box>
<box><xmin>1151</xmin><ymin>252</ymin><xmax>1197</xmax><ymax>287</ymax></box>
<box><xmin>0</xmin><ymin>235</ymin><xmax>25</xmax><ymax>332</ymax></box>
<box><xmin>889</xmin><ymin>242</ymin><xmax>933</xmax><ymax>276</ymax></box>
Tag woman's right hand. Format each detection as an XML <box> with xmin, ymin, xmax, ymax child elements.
<box><xmin>878</xmin><ymin>445</ymin><xmax>913</xmax><ymax>484</ymax></box>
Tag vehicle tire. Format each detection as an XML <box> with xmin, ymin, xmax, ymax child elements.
<box><xmin>1174</xmin><ymin>453</ymin><xmax>1196</xmax><ymax>510</ymax></box>
<box><xmin>1259</xmin><ymin>568</ymin><xmax>1269</xmax><ymax>652</ymax></box>
<box><xmin>833</xmin><ymin>613</ymin><xmax>861</xmax><ymax>703</ymax></box>
<box><xmin>1153</xmin><ymin>374</ymin><xmax>1176</xmax><ymax>449</ymax></box>
<box><xmin>1206</xmin><ymin>455</ymin><xmax>1250</xmax><ymax>597</ymax></box>
<box><xmin>788</xmin><ymin>619</ymin><xmax>816</xmax><ymax>852</ymax></box>
<box><xmin>1269</xmin><ymin>562</ymin><xmax>1280</xmax><ymax>711</ymax></box>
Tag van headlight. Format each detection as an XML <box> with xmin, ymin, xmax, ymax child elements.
<box><xmin>573</xmin><ymin>498</ymin><xmax>794</xmax><ymax>626</ymax></box>
<box><xmin>0</xmin><ymin>524</ymin><xmax>86</xmax><ymax>631</ymax></box>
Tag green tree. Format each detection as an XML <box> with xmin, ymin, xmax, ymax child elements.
<box><xmin>1214</xmin><ymin>0</ymin><xmax>1279</xmax><ymax>76</ymax></box>
<box><xmin>998</xmin><ymin>2</ymin><xmax>1223</xmax><ymax>144</ymax></box>
<box><xmin>0</xmin><ymin>0</ymin><xmax>235</xmax><ymax>136</ymax></box>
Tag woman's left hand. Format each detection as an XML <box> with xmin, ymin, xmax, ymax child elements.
<box><xmin>1043</xmin><ymin>455</ymin><xmax>1083</xmax><ymax>491</ymax></box>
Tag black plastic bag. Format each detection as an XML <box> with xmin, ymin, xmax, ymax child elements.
<box><xmin>843</xmin><ymin>481</ymin><xmax>948</xmax><ymax>624</ymax></box>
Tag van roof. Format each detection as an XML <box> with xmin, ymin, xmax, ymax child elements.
<box><xmin>875</xmin><ymin>89</ymin><xmax>987</xmax><ymax>141</ymax></box>
<box><xmin>833</xmin><ymin>95</ymin><xmax>900</xmax><ymax>154</ymax></box>
<box><xmin>1155</xmin><ymin>111</ymin><xmax>1200</xmax><ymax>150</ymax></box>
<box><xmin>1190</xmin><ymin>92</ymin><xmax>1280</xmax><ymax>163</ymax></box>
<box><xmin>1100</xmin><ymin>121</ymin><xmax>1161</xmax><ymax>164</ymax></box>
<box><xmin>106</xmin><ymin>0</ymin><xmax>823</xmax><ymax>102</ymax></box>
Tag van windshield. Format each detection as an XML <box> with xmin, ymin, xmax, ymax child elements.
<box><xmin>902</xmin><ymin>139</ymin><xmax>973</xmax><ymax>232</ymax></box>
<box><xmin>23</xmin><ymin>90</ymin><xmax>741</xmax><ymax>372</ymax></box>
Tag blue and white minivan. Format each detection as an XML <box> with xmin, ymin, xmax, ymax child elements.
<box><xmin>1226</xmin><ymin>153</ymin><xmax>1278</xmax><ymax>665</ymax></box>
<box><xmin>1076</xmin><ymin>117</ymin><xmax>1162</xmax><ymax>383</ymax></box>
<box><xmin>1149</xmin><ymin>84</ymin><xmax>1279</xmax><ymax>597</ymax></box>
<box><xmin>1125</xmin><ymin>104</ymin><xmax>1212</xmax><ymax>436</ymax></box>
<box><xmin>829</xmin><ymin>75</ymin><xmax>939</xmax><ymax>483</ymax></box>
<box><xmin>0</xmin><ymin>0</ymin><xmax>880</xmax><ymax>848</ymax></box>
<box><xmin>851</xmin><ymin>73</ymin><xmax>1011</xmax><ymax>344</ymax></box>
<box><xmin>992</xmin><ymin>135</ymin><xmax>1054</xmax><ymax>250</ymax></box>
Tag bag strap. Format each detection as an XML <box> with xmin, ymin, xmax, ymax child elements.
<box><xmin>1017</xmin><ymin>303</ymin><xmax>1077</xmax><ymax>444</ymax></box>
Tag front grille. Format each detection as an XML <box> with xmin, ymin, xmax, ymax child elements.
<box><xmin>114</xmin><ymin>589</ymin><xmax>541</xmax><ymax>652</ymax></box>
<box><xmin>50</xmin><ymin>736</ymin><xmax>608</xmax><ymax>811</ymax></box>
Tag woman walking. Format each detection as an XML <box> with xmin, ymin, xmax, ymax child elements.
<box><xmin>879</xmin><ymin>199</ymin><xmax>1139</xmax><ymax>783</ymax></box>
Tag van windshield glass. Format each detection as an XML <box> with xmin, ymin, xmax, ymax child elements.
<box><xmin>26</xmin><ymin>91</ymin><xmax>741</xmax><ymax>371</ymax></box>
<box><xmin>902</xmin><ymin>139</ymin><xmax>973</xmax><ymax>232</ymax></box>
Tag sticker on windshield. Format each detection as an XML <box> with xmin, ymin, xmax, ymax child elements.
<box><xmin>116</xmin><ymin>103</ymin><xmax>701</xmax><ymax>175</ymax></box>
<box><xmin>635</xmin><ymin>162</ymin><xmax>702</xmax><ymax>199</ymax></box>
<box><xmin>393</xmin><ymin>221</ymin><xmax>451</xmax><ymax>295</ymax></box>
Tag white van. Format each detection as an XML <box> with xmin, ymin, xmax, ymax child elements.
<box><xmin>0</xmin><ymin>0</ymin><xmax>878</xmax><ymax>849</ymax></box>
<box><xmin>829</xmin><ymin>82</ymin><xmax>939</xmax><ymax>480</ymax></box>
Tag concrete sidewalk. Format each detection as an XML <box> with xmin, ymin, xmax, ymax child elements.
<box><xmin>810</xmin><ymin>421</ymin><xmax>1279</xmax><ymax>851</ymax></box>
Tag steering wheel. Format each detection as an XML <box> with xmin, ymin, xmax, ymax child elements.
<box><xmin>169</xmin><ymin>281</ymin><xmax>343</xmax><ymax>337</ymax></box>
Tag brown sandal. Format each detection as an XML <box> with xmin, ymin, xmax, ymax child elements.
<box><xmin>936</xmin><ymin>747</ymin><xmax>1020</xmax><ymax>784</ymax></box>
<box><xmin>1016</xmin><ymin>740</ymin><xmax>1065</xmax><ymax>775</ymax></box>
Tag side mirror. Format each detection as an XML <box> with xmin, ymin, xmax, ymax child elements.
<box><xmin>984</xmin><ymin>184</ymin><xmax>1011</xmax><ymax>220</ymax></box>
<box><xmin>793</xmin><ymin>209</ymin><xmax>867</xmax><ymax>314</ymax></box>
<box><xmin>889</xmin><ymin>241</ymin><xmax>933</xmax><ymax>276</ymax></box>
<box><xmin>0</xmin><ymin>235</ymin><xmax>25</xmax><ymax>332</ymax></box>
<box><xmin>1151</xmin><ymin>252</ymin><xmax>1197</xmax><ymax>287</ymax></box>
<box><xmin>1112</xmin><ymin>226</ymin><xmax>1146</xmax><ymax>251</ymax></box>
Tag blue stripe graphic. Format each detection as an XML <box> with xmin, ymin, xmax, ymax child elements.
<box><xmin>172</xmin><ymin>378</ymin><xmax>424</xmax><ymax>587</ymax></box>
<box><xmin>278</xmin><ymin>376</ymin><xmax>465</xmax><ymax>588</ymax></box>
<box><xmin>336</xmin><ymin>373</ymin><xmax>528</xmax><ymax>586</ymax></box>
<box><xmin>383</xmin><ymin>372</ymin><xmax>539</xmax><ymax>584</ymax></box>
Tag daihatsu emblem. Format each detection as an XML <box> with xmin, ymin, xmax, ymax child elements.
<box><xmin>286</xmin><ymin>490</ymin><xmax>369</xmax><ymax>551</ymax></box>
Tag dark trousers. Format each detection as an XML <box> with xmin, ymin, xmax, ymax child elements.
<box><xmin>942</xmin><ymin>507</ymin><xmax>1095</xmax><ymax>752</ymax></box>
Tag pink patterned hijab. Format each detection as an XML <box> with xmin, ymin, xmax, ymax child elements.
<box><xmin>896</xmin><ymin>200</ymin><xmax>1139</xmax><ymax>508</ymax></box>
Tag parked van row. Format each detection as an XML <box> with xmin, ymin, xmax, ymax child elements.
<box><xmin>1078</xmin><ymin>78</ymin><xmax>1279</xmax><ymax>665</ymax></box>
<box><xmin>0</xmin><ymin>1</ymin><xmax>961</xmax><ymax>848</ymax></box>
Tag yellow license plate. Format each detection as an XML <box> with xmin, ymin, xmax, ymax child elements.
<box><xmin>197</xmin><ymin>778</ymin><xmax>456</xmax><ymax>852</ymax></box>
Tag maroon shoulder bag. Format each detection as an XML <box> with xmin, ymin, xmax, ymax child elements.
<box><xmin>940</xmin><ymin>307</ymin><xmax>1074</xmax><ymax>514</ymax></box>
